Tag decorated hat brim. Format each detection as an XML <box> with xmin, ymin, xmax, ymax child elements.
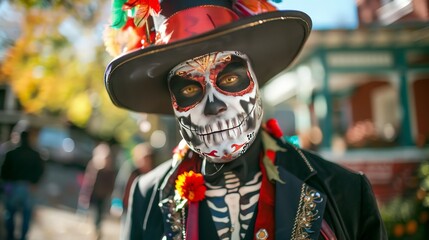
<box><xmin>104</xmin><ymin>10</ymin><xmax>312</xmax><ymax>114</ymax></box>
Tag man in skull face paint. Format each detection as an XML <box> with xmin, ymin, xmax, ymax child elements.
<box><xmin>103</xmin><ymin>0</ymin><xmax>387</xmax><ymax>239</ymax></box>
<box><xmin>168</xmin><ymin>51</ymin><xmax>265</xmax><ymax>240</ymax></box>
<box><xmin>168</xmin><ymin>51</ymin><xmax>263</xmax><ymax>163</ymax></box>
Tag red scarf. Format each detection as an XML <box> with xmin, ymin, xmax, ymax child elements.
<box><xmin>253</xmin><ymin>151</ymin><xmax>276</xmax><ymax>239</ymax></box>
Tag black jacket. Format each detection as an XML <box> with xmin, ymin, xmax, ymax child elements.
<box><xmin>122</xmin><ymin>138</ymin><xmax>387</xmax><ymax>240</ymax></box>
<box><xmin>1</xmin><ymin>143</ymin><xmax>45</xmax><ymax>184</ymax></box>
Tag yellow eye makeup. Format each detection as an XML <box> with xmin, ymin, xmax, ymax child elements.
<box><xmin>181</xmin><ymin>85</ymin><xmax>201</xmax><ymax>97</ymax></box>
<box><xmin>219</xmin><ymin>74</ymin><xmax>239</xmax><ymax>87</ymax></box>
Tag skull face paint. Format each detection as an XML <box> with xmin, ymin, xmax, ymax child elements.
<box><xmin>168</xmin><ymin>51</ymin><xmax>263</xmax><ymax>163</ymax></box>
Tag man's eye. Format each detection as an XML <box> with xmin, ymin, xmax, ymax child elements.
<box><xmin>181</xmin><ymin>85</ymin><xmax>201</xmax><ymax>97</ymax></box>
<box><xmin>219</xmin><ymin>74</ymin><xmax>239</xmax><ymax>87</ymax></box>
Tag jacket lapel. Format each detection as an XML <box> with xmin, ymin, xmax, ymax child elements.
<box><xmin>274</xmin><ymin>147</ymin><xmax>327</xmax><ymax>240</ymax></box>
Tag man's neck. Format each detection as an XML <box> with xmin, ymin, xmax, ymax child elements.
<box><xmin>204</xmin><ymin>130</ymin><xmax>262</xmax><ymax>184</ymax></box>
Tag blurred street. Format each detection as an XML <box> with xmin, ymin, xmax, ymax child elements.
<box><xmin>28</xmin><ymin>205</ymin><xmax>120</xmax><ymax>240</ymax></box>
<box><xmin>0</xmin><ymin>162</ymin><xmax>122</xmax><ymax>240</ymax></box>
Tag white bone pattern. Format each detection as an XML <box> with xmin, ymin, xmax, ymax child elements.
<box><xmin>205</xmin><ymin>171</ymin><xmax>262</xmax><ymax>239</ymax></box>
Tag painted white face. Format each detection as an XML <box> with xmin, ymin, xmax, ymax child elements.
<box><xmin>168</xmin><ymin>51</ymin><xmax>263</xmax><ymax>163</ymax></box>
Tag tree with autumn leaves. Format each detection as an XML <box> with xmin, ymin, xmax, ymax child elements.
<box><xmin>0</xmin><ymin>0</ymin><xmax>145</xmax><ymax>143</ymax></box>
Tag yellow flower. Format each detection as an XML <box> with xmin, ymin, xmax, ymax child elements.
<box><xmin>175</xmin><ymin>171</ymin><xmax>206</xmax><ymax>202</ymax></box>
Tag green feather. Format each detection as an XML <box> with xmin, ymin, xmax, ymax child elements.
<box><xmin>111</xmin><ymin>0</ymin><xmax>128</xmax><ymax>29</ymax></box>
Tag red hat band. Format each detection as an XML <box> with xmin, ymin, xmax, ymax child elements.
<box><xmin>156</xmin><ymin>5</ymin><xmax>239</xmax><ymax>44</ymax></box>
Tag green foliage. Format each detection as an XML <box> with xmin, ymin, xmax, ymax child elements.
<box><xmin>380</xmin><ymin>159</ymin><xmax>429</xmax><ymax>239</ymax></box>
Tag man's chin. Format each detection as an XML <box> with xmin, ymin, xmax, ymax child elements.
<box><xmin>205</xmin><ymin>155</ymin><xmax>239</xmax><ymax>164</ymax></box>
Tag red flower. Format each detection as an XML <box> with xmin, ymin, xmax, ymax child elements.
<box><xmin>265</xmin><ymin>118</ymin><xmax>284</xmax><ymax>138</ymax></box>
<box><xmin>266</xmin><ymin>149</ymin><xmax>276</xmax><ymax>161</ymax></box>
<box><xmin>175</xmin><ymin>171</ymin><xmax>206</xmax><ymax>202</ymax></box>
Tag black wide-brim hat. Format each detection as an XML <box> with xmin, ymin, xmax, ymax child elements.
<box><xmin>104</xmin><ymin>2</ymin><xmax>312</xmax><ymax>115</ymax></box>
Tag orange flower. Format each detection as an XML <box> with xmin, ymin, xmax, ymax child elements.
<box><xmin>393</xmin><ymin>223</ymin><xmax>405</xmax><ymax>237</ymax></box>
<box><xmin>406</xmin><ymin>220</ymin><xmax>418</xmax><ymax>235</ymax></box>
<box><xmin>175</xmin><ymin>171</ymin><xmax>206</xmax><ymax>202</ymax></box>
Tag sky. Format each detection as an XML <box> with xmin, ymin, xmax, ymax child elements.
<box><xmin>273</xmin><ymin>0</ymin><xmax>359</xmax><ymax>30</ymax></box>
<box><xmin>0</xmin><ymin>2</ymin><xmax>23</xmax><ymax>60</ymax></box>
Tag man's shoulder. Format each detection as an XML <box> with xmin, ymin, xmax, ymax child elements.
<box><xmin>135</xmin><ymin>159</ymin><xmax>173</xmax><ymax>196</ymax></box>
<box><xmin>5</xmin><ymin>146</ymin><xmax>41</xmax><ymax>156</ymax></box>
<box><xmin>302</xmin><ymin>149</ymin><xmax>364</xmax><ymax>180</ymax></box>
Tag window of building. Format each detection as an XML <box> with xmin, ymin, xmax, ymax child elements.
<box><xmin>330</xmin><ymin>73</ymin><xmax>401</xmax><ymax>149</ymax></box>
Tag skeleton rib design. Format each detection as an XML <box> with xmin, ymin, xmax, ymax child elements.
<box><xmin>205</xmin><ymin>171</ymin><xmax>262</xmax><ymax>240</ymax></box>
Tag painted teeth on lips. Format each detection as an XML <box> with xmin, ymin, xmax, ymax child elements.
<box><xmin>199</xmin><ymin>115</ymin><xmax>245</xmax><ymax>136</ymax></box>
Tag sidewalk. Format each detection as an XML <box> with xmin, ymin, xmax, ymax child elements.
<box><xmin>28</xmin><ymin>206</ymin><xmax>121</xmax><ymax>240</ymax></box>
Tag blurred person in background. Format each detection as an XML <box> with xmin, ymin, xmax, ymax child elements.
<box><xmin>0</xmin><ymin>130</ymin><xmax>45</xmax><ymax>240</ymax></box>
<box><xmin>110</xmin><ymin>142</ymin><xmax>154</xmax><ymax>218</ymax></box>
<box><xmin>0</xmin><ymin>124</ymin><xmax>26</xmax><ymax>240</ymax></box>
<box><xmin>110</xmin><ymin>143</ymin><xmax>154</xmax><ymax>240</ymax></box>
<box><xmin>78</xmin><ymin>141</ymin><xmax>116</xmax><ymax>240</ymax></box>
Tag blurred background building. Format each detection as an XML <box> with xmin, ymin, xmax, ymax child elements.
<box><xmin>264</xmin><ymin>0</ymin><xmax>429</xmax><ymax>238</ymax></box>
<box><xmin>0</xmin><ymin>0</ymin><xmax>428</xmax><ymax>239</ymax></box>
